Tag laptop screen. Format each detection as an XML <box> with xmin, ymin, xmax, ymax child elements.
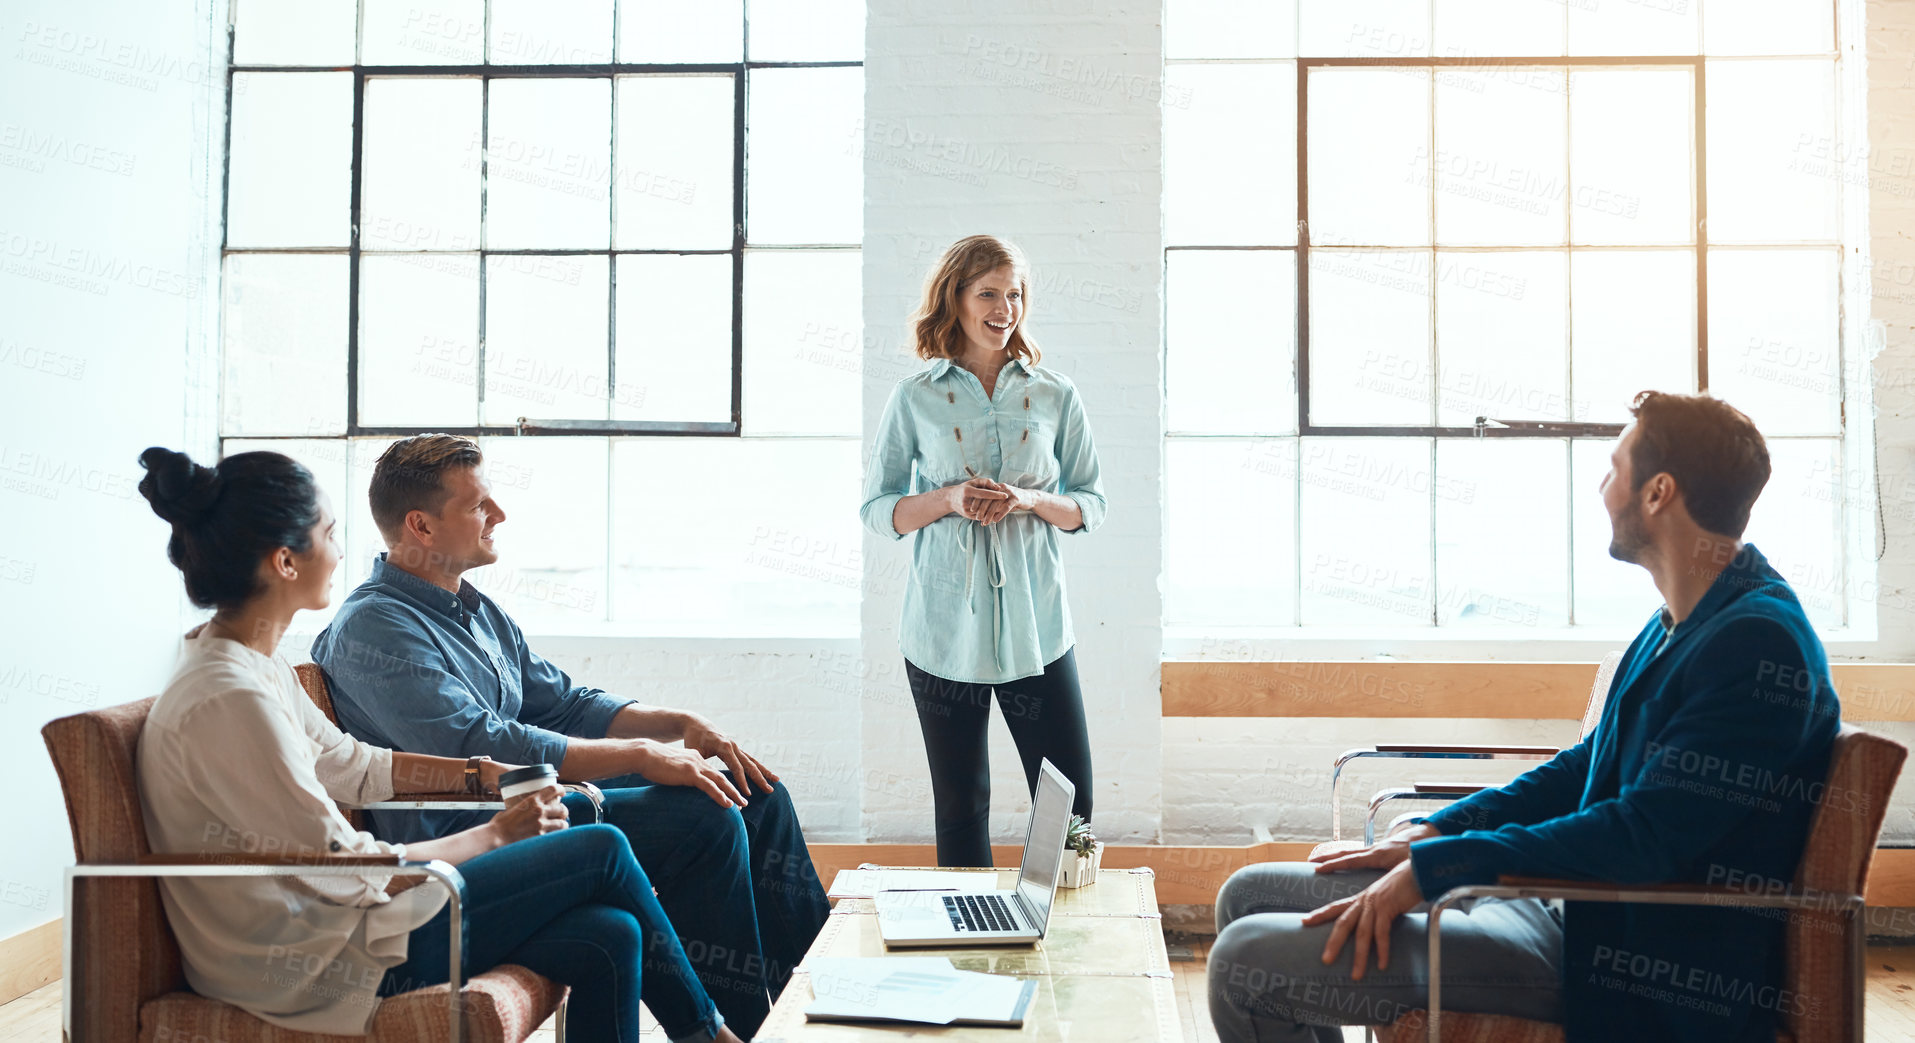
<box><xmin>1014</xmin><ymin>761</ymin><xmax>1076</xmax><ymax>934</ymax></box>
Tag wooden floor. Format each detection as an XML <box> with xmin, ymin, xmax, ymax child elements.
<box><xmin>6</xmin><ymin>943</ymin><xmax>1915</xmax><ymax>1041</ymax></box>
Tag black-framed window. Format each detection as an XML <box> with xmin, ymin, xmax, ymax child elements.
<box><xmin>219</xmin><ymin>1</ymin><xmax>867</xmax><ymax>634</ymax></box>
<box><xmin>219</xmin><ymin>0</ymin><xmax>862</xmax><ymax>439</ymax></box>
<box><xmin>1164</xmin><ymin>0</ymin><xmax>1853</xmax><ymax>632</ymax></box>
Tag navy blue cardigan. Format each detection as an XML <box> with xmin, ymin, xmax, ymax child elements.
<box><xmin>1411</xmin><ymin>545</ymin><xmax>1840</xmax><ymax>1043</ymax></box>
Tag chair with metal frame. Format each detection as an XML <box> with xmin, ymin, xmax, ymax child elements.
<box><xmin>1330</xmin><ymin>653</ymin><xmax>1625</xmax><ymax>845</ymax></box>
<box><xmin>42</xmin><ymin>694</ymin><xmax>571</xmax><ymax>1043</ymax></box>
<box><xmin>1377</xmin><ymin>723</ymin><xmax>1906</xmax><ymax>1043</ymax></box>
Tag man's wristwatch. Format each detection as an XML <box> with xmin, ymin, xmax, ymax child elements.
<box><xmin>463</xmin><ymin>755</ymin><xmax>493</xmax><ymax>795</ymax></box>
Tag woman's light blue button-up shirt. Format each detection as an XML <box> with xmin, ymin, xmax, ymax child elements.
<box><xmin>861</xmin><ymin>356</ymin><xmax>1107</xmax><ymax>684</ymax></box>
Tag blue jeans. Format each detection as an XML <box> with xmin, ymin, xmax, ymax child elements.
<box><xmin>564</xmin><ymin>772</ymin><xmax>830</xmax><ymax>1038</ymax></box>
<box><xmin>380</xmin><ymin>825</ymin><xmax>724</xmax><ymax>1043</ymax></box>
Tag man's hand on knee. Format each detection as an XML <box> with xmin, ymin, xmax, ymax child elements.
<box><xmin>1308</xmin><ymin>822</ymin><xmax>1442</xmax><ymax>874</ymax></box>
<box><xmin>635</xmin><ymin>740</ymin><xmax>750</xmax><ymax>808</ymax></box>
<box><xmin>680</xmin><ymin>713</ymin><xmax>781</xmax><ymax>796</ymax></box>
<box><xmin>1302</xmin><ymin>860</ymin><xmax>1425</xmax><ymax>981</ymax></box>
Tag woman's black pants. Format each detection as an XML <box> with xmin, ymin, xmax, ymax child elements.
<box><xmin>903</xmin><ymin>648</ymin><xmax>1096</xmax><ymax>868</ymax></box>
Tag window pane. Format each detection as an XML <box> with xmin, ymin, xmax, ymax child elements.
<box><xmin>747</xmin><ymin>0</ymin><xmax>863</xmax><ymax>61</ymax></box>
<box><xmin>1297</xmin><ymin>438</ymin><xmax>1434</xmax><ymax>624</ymax></box>
<box><xmin>1707</xmin><ymin>248</ymin><xmax>1841</xmax><ymax>436</ymax></box>
<box><xmin>1570</xmin><ymin>437</ymin><xmax>1656</xmax><ymax>627</ymax></box>
<box><xmin>1307</xmin><ymin>249</ymin><xmax>1431</xmax><ymax>425</ymax></box>
<box><xmin>1743</xmin><ymin>439</ymin><xmax>1843</xmax><ymax>628</ymax></box>
<box><xmin>1435</xmin><ymin>440</ymin><xmax>1568</xmax><ymax>626</ymax></box>
<box><xmin>742</xmin><ymin>250</ymin><xmax>860</xmax><ymax>436</ymax></box>
<box><xmin>358</xmin><ymin>254</ymin><xmax>480</xmax><ymax>427</ymax></box>
<box><xmin>1166</xmin><ymin>439</ymin><xmax>1298</xmax><ymax>627</ymax></box>
<box><xmin>1433</xmin><ymin>0</ymin><xmax>1564</xmax><ymax>57</ymax></box>
<box><xmin>489</xmin><ymin>0</ymin><xmax>613</xmax><ymax>64</ymax></box>
<box><xmin>221</xmin><ymin>254</ymin><xmax>348</xmax><ymax>436</ymax></box>
<box><xmin>1301</xmin><ymin>1</ymin><xmax>1430</xmax><ymax>58</ymax></box>
<box><xmin>1167</xmin><ymin>0</ymin><xmax>1297</xmax><ymax>59</ymax></box>
<box><xmin>1435</xmin><ymin>67</ymin><xmax>1568</xmax><ymax>247</ymax></box>
<box><xmin>482</xmin><ymin>255</ymin><xmax>610</xmax><ymax>424</ymax></box>
<box><xmin>1165</xmin><ymin>64</ymin><xmax>1295</xmax><ymax>247</ymax></box>
<box><xmin>1703</xmin><ymin>0</ymin><xmax>1834</xmax><ymax>55</ymax></box>
<box><xmin>362</xmin><ymin>78</ymin><xmax>481</xmax><ymax>251</ymax></box>
<box><xmin>614</xmin><ymin>253</ymin><xmax>733</xmax><ymax>423</ymax></box>
<box><xmin>468</xmin><ymin>438</ymin><xmax>609</xmax><ymax>626</ymax></box>
<box><xmin>611</xmin><ymin>438</ymin><xmax>860</xmax><ymax>633</ymax></box>
<box><xmin>361</xmin><ymin>0</ymin><xmax>486</xmax><ymax>65</ymax></box>
<box><xmin>232</xmin><ymin>0</ymin><xmax>355</xmax><ymax>65</ymax></box>
<box><xmin>1435</xmin><ymin>250</ymin><xmax>1567</xmax><ymax>425</ymax></box>
<box><xmin>1706</xmin><ymin>60</ymin><xmax>1839</xmax><ymax>243</ymax></box>
<box><xmin>341</xmin><ymin>438</ymin><xmax>399</xmax><ymax>592</ymax></box>
<box><xmin>1569</xmin><ymin>0</ymin><xmax>1698</xmax><ymax>55</ymax></box>
<box><xmin>615</xmin><ymin>75</ymin><xmax>734</xmax><ymax>250</ymax></box>
<box><xmin>1569</xmin><ymin>68</ymin><xmax>1692</xmax><ymax>246</ymax></box>
<box><xmin>748</xmin><ymin>67</ymin><xmax>861</xmax><ymax>245</ymax></box>
<box><xmin>1306</xmin><ymin>68</ymin><xmax>1431</xmax><ymax>248</ymax></box>
<box><xmin>486</xmin><ymin>78</ymin><xmax>612</xmax><ymax>250</ymax></box>
<box><xmin>227</xmin><ymin>73</ymin><xmax>351</xmax><ymax>248</ymax></box>
<box><xmin>1167</xmin><ymin>250</ymin><xmax>1296</xmax><ymax>434</ymax></box>
<box><xmin>222</xmin><ymin>439</ymin><xmax>352</xmax><ymax>615</ymax></box>
<box><xmin>620</xmin><ymin>0</ymin><xmax>743</xmax><ymax>62</ymax></box>
<box><xmin>1570</xmin><ymin>249</ymin><xmax>1695</xmax><ymax>422</ymax></box>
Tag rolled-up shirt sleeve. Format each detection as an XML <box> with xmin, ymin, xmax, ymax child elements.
<box><xmin>176</xmin><ymin>690</ymin><xmax>401</xmax><ymax>906</ymax></box>
<box><xmin>1055</xmin><ymin>381</ymin><xmax>1107</xmax><ymax>535</ymax></box>
<box><xmin>297</xmin><ymin>687</ymin><xmax>397</xmax><ymax>808</ymax></box>
<box><xmin>514</xmin><ymin>618</ymin><xmax>631</xmax><ymax>739</ymax></box>
<box><xmin>861</xmin><ymin>382</ymin><xmax>918</xmax><ymax>541</ymax></box>
<box><xmin>318</xmin><ymin>603</ymin><xmax>572</xmax><ymax>769</ymax></box>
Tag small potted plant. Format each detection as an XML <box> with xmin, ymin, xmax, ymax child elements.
<box><xmin>1057</xmin><ymin>815</ymin><xmax>1102</xmax><ymax>888</ymax></box>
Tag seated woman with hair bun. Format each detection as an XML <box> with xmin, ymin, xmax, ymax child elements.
<box><xmin>133</xmin><ymin>446</ymin><xmax>742</xmax><ymax>1042</ymax></box>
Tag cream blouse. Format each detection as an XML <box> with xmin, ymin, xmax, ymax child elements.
<box><xmin>136</xmin><ymin>632</ymin><xmax>447</xmax><ymax>1035</ymax></box>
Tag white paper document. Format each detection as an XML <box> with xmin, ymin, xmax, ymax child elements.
<box><xmin>828</xmin><ymin>867</ymin><xmax>1000</xmax><ymax>899</ymax></box>
<box><xmin>804</xmin><ymin>956</ymin><xmax>1036</xmax><ymax>1027</ymax></box>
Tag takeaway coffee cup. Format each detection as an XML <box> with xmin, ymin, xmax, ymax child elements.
<box><xmin>497</xmin><ymin>764</ymin><xmax>561</xmax><ymax>803</ymax></box>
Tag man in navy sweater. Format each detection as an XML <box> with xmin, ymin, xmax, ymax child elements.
<box><xmin>1209</xmin><ymin>392</ymin><xmax>1840</xmax><ymax>1043</ymax></box>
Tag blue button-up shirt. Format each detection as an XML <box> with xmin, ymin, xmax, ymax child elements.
<box><xmin>309</xmin><ymin>554</ymin><xmax>632</xmax><ymax>843</ymax></box>
<box><xmin>860</xmin><ymin>357</ymin><xmax>1107</xmax><ymax>684</ymax></box>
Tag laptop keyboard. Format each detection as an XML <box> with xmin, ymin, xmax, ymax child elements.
<box><xmin>942</xmin><ymin>893</ymin><xmax>1021</xmax><ymax>933</ymax></box>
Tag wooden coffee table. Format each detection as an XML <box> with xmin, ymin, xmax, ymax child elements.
<box><xmin>755</xmin><ymin>867</ymin><xmax>1179</xmax><ymax>1041</ymax></box>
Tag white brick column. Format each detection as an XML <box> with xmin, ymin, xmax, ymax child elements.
<box><xmin>860</xmin><ymin>0</ymin><xmax>1166</xmax><ymax>846</ymax></box>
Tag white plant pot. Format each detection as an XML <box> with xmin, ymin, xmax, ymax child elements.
<box><xmin>1058</xmin><ymin>842</ymin><xmax>1102</xmax><ymax>888</ymax></box>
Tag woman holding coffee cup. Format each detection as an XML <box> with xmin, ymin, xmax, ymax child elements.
<box><xmin>136</xmin><ymin>447</ymin><xmax>742</xmax><ymax>1042</ymax></box>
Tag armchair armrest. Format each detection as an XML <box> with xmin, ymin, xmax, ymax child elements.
<box><xmin>1330</xmin><ymin>746</ymin><xmax>1557</xmax><ymax>840</ymax></box>
<box><xmin>136</xmin><ymin>853</ymin><xmax>403</xmax><ymax>866</ymax></box>
<box><xmin>1413</xmin><ymin>782</ymin><xmax>1490</xmax><ymax>794</ymax></box>
<box><xmin>1359</xmin><ymin>784</ymin><xmax>1498</xmax><ymax>845</ymax></box>
<box><xmin>1372</xmin><ymin>745</ymin><xmax>1561</xmax><ymax>756</ymax></box>
<box><xmin>357</xmin><ymin>781</ymin><xmax>607</xmax><ymax>822</ymax></box>
<box><xmin>66</xmin><ymin>857</ymin><xmax>472</xmax><ymax>1043</ymax></box>
<box><xmin>1419</xmin><ymin>877</ymin><xmax>1863</xmax><ymax>1040</ymax></box>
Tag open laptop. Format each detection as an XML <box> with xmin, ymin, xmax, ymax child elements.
<box><xmin>875</xmin><ymin>759</ymin><xmax>1075</xmax><ymax>948</ymax></box>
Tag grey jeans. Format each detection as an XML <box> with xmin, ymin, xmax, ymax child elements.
<box><xmin>1207</xmin><ymin>863</ymin><xmax>1565</xmax><ymax>1043</ymax></box>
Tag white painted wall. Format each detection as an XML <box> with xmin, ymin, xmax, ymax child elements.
<box><xmin>0</xmin><ymin>0</ymin><xmax>226</xmax><ymax>942</ymax></box>
<box><xmin>859</xmin><ymin>0</ymin><xmax>1166</xmax><ymax>847</ymax></box>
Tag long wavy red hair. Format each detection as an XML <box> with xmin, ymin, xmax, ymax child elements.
<box><xmin>910</xmin><ymin>235</ymin><xmax>1041</xmax><ymax>364</ymax></box>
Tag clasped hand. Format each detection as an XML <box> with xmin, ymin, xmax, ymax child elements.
<box><xmin>954</xmin><ymin>476</ymin><xmax>1033</xmax><ymax>525</ymax></box>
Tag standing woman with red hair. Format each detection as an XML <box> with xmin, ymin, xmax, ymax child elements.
<box><xmin>860</xmin><ymin>235</ymin><xmax>1106</xmax><ymax>868</ymax></box>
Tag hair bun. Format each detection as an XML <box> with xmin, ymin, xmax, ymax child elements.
<box><xmin>138</xmin><ymin>447</ymin><xmax>222</xmax><ymax>526</ymax></box>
